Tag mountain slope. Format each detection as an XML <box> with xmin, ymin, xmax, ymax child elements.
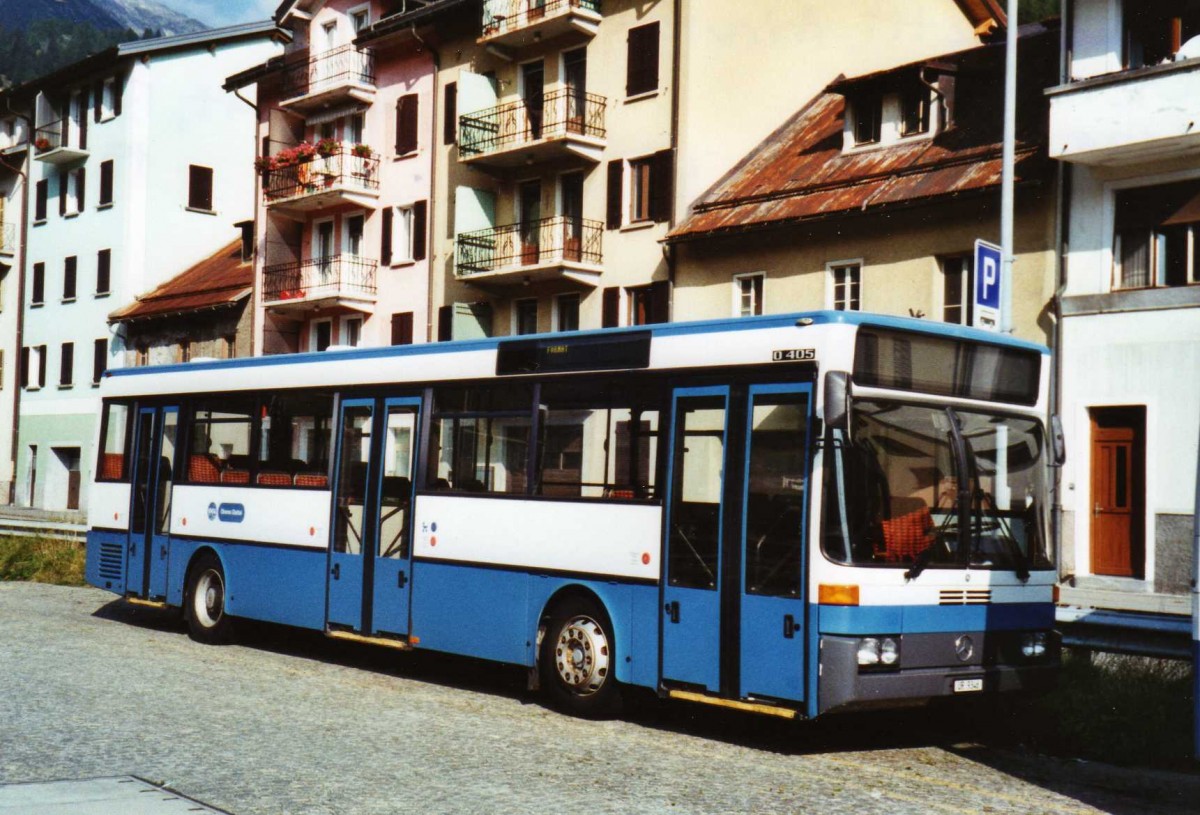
<box><xmin>0</xmin><ymin>0</ymin><xmax>206</xmax><ymax>36</ymax></box>
<box><xmin>102</xmin><ymin>0</ymin><xmax>207</xmax><ymax>36</ymax></box>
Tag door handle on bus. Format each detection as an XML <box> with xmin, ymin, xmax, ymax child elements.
<box><xmin>128</xmin><ymin>542</ymin><xmax>136</xmax><ymax>555</ymax></box>
<box><xmin>397</xmin><ymin>571</ymin><xmax>407</xmax><ymax>589</ymax></box>
<box><xmin>783</xmin><ymin>614</ymin><xmax>797</xmax><ymax>639</ymax></box>
<box><xmin>664</xmin><ymin>600</ymin><xmax>680</xmax><ymax>624</ymax></box>
<box><xmin>331</xmin><ymin>563</ymin><xmax>340</xmax><ymax>580</ymax></box>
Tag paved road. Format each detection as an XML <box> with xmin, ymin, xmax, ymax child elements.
<box><xmin>1</xmin><ymin>582</ymin><xmax>1197</xmax><ymax>815</ymax></box>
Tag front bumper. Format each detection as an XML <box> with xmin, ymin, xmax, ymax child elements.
<box><xmin>818</xmin><ymin>631</ymin><xmax>1060</xmax><ymax>715</ymax></box>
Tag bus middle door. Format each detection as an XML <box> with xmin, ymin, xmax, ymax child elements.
<box><xmin>126</xmin><ymin>405</ymin><xmax>178</xmax><ymax>601</ymax></box>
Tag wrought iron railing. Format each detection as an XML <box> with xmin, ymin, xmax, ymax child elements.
<box><xmin>0</xmin><ymin>223</ymin><xmax>16</xmax><ymax>254</ymax></box>
<box><xmin>263</xmin><ymin>149</ymin><xmax>380</xmax><ymax>203</ymax></box>
<box><xmin>281</xmin><ymin>44</ymin><xmax>375</xmax><ymax>99</ymax></box>
<box><xmin>481</xmin><ymin>0</ymin><xmax>601</xmax><ymax>36</ymax></box>
<box><xmin>263</xmin><ymin>255</ymin><xmax>378</xmax><ymax>302</ymax></box>
<box><xmin>456</xmin><ymin>216</ymin><xmax>603</xmax><ymax>276</ymax></box>
<box><xmin>33</xmin><ymin>119</ymin><xmax>67</xmax><ymax>153</ymax></box>
<box><xmin>459</xmin><ymin>89</ymin><xmax>606</xmax><ymax>156</ymax></box>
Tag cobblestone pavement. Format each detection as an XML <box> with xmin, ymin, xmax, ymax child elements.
<box><xmin>2</xmin><ymin>583</ymin><xmax>1197</xmax><ymax>815</ymax></box>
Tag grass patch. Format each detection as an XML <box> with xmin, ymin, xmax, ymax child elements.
<box><xmin>0</xmin><ymin>536</ymin><xmax>86</xmax><ymax>586</ymax></box>
<box><xmin>1009</xmin><ymin>649</ymin><xmax>1196</xmax><ymax>768</ymax></box>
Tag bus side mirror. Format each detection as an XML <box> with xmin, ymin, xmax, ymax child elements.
<box><xmin>824</xmin><ymin>371</ymin><xmax>850</xmax><ymax>431</ymax></box>
<box><xmin>1050</xmin><ymin>414</ymin><xmax>1066</xmax><ymax>466</ymax></box>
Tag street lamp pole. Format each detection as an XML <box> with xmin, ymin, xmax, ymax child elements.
<box><xmin>1000</xmin><ymin>0</ymin><xmax>1018</xmax><ymax>334</ymax></box>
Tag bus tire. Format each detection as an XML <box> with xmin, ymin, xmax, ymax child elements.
<box><xmin>185</xmin><ymin>552</ymin><xmax>233</xmax><ymax>645</ymax></box>
<box><xmin>539</xmin><ymin>596</ymin><xmax>619</xmax><ymax>718</ymax></box>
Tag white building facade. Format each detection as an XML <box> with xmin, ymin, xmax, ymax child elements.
<box><xmin>0</xmin><ymin>112</ymin><xmax>30</xmax><ymax>502</ymax></box>
<box><xmin>13</xmin><ymin>24</ymin><xmax>284</xmax><ymax>511</ymax></box>
<box><xmin>1049</xmin><ymin>0</ymin><xmax>1200</xmax><ymax>611</ymax></box>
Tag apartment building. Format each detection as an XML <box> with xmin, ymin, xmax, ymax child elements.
<box><xmin>0</xmin><ymin>112</ymin><xmax>30</xmax><ymax>501</ymax></box>
<box><xmin>1048</xmin><ymin>0</ymin><xmax>1200</xmax><ymax>613</ymax></box>
<box><xmin>227</xmin><ymin>0</ymin><xmax>436</xmax><ymax>355</ymax></box>
<box><xmin>7</xmin><ymin>24</ymin><xmax>284</xmax><ymax>511</ymax></box>
<box><xmin>667</xmin><ymin>22</ymin><xmax>1059</xmax><ymax>347</ymax></box>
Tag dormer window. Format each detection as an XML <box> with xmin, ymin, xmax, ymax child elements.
<box><xmin>900</xmin><ymin>87</ymin><xmax>931</xmax><ymax>137</ymax></box>
<box><xmin>1125</xmin><ymin>1</ymin><xmax>1200</xmax><ymax>68</ymax></box>
<box><xmin>853</xmin><ymin>92</ymin><xmax>882</xmax><ymax>145</ymax></box>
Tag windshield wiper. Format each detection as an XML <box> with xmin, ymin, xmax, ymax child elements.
<box><xmin>978</xmin><ymin>488</ymin><xmax>1030</xmax><ymax>582</ymax></box>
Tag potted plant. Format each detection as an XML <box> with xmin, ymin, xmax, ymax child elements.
<box><xmin>316</xmin><ymin>138</ymin><xmax>341</xmax><ymax>157</ymax></box>
<box><xmin>351</xmin><ymin>143</ymin><xmax>372</xmax><ymax>158</ymax></box>
<box><xmin>34</xmin><ymin>137</ymin><xmax>51</xmax><ymax>152</ymax></box>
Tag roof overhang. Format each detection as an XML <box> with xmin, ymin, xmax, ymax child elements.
<box><xmin>952</xmin><ymin>0</ymin><xmax>1007</xmax><ymax>35</ymax></box>
<box><xmin>356</xmin><ymin>0</ymin><xmax>474</xmax><ymax>46</ymax></box>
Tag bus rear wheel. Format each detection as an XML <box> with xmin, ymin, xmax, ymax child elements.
<box><xmin>540</xmin><ymin>597</ymin><xmax>619</xmax><ymax>718</ymax></box>
<box><xmin>185</xmin><ymin>553</ymin><xmax>233</xmax><ymax>644</ymax></box>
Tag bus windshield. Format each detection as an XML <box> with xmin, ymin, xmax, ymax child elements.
<box><xmin>822</xmin><ymin>399</ymin><xmax>1052</xmax><ymax>574</ymax></box>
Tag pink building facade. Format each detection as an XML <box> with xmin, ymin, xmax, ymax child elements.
<box><xmin>229</xmin><ymin>0</ymin><xmax>435</xmax><ymax>354</ymax></box>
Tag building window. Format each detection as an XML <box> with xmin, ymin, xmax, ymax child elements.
<box><xmin>853</xmin><ymin>94</ymin><xmax>882</xmax><ymax>145</ymax></box>
<box><xmin>900</xmin><ymin>87</ymin><xmax>931</xmax><ymax>137</ymax></box>
<box><xmin>342</xmin><ymin>316</ymin><xmax>362</xmax><ymax>347</ymax></box>
<box><xmin>100</xmin><ymin>78</ymin><xmax>116</xmax><ymax>120</ymax></box>
<box><xmin>555</xmin><ymin>293</ymin><xmax>580</xmax><ymax>332</ymax></box>
<box><xmin>941</xmin><ymin>255</ymin><xmax>974</xmax><ymax>325</ymax></box>
<box><xmin>96</xmin><ymin>249</ymin><xmax>111</xmax><ymax>295</ymax></box>
<box><xmin>188</xmin><ymin>165</ymin><xmax>213</xmax><ymax>212</ymax></box>
<box><xmin>63</xmin><ymin>256</ymin><xmax>77</xmax><ymax>301</ymax></box>
<box><xmin>1113</xmin><ymin>181</ymin><xmax>1200</xmax><ymax>289</ymax></box>
<box><xmin>35</xmin><ymin>179</ymin><xmax>48</xmax><ymax>222</ymax></box>
<box><xmin>135</xmin><ymin>344</ymin><xmax>148</xmax><ymax>367</ymax></box>
<box><xmin>313</xmin><ymin>320</ymin><xmax>332</xmax><ymax>352</ymax></box>
<box><xmin>178</xmin><ymin>340</ymin><xmax>192</xmax><ymax>364</ymax></box>
<box><xmin>99</xmin><ymin>160</ymin><xmax>114</xmax><ymax>206</ymax></box>
<box><xmin>627</xmin><ymin>281</ymin><xmax>669</xmax><ymax>325</ymax></box>
<box><xmin>92</xmin><ymin>338</ymin><xmax>106</xmax><ymax>385</ymax></box>
<box><xmin>390</xmin><ymin>201</ymin><xmax>427</xmax><ymax>263</ymax></box>
<box><xmin>31</xmin><ymin>262</ymin><xmax>44</xmax><ymax>305</ymax></box>
<box><xmin>350</xmin><ymin>4</ymin><xmax>370</xmax><ymax>33</ymax></box>
<box><xmin>348</xmin><ymin>113</ymin><xmax>365</xmax><ymax>146</ymax></box>
<box><xmin>59</xmin><ymin>342</ymin><xmax>73</xmax><ymax>387</ymax></box>
<box><xmin>63</xmin><ymin>168</ymin><xmax>84</xmax><ymax>216</ymax></box>
<box><xmin>829</xmin><ymin>262</ymin><xmax>862</xmax><ymax>311</ymax></box>
<box><xmin>626</xmin><ymin>22</ymin><xmax>660</xmax><ymax>96</ymax></box>
<box><xmin>1125</xmin><ymin>2</ymin><xmax>1200</xmax><ymax>69</ymax></box>
<box><xmin>733</xmin><ymin>273</ymin><xmax>764</xmax><ymax>317</ymax></box>
<box><xmin>629</xmin><ymin>158</ymin><xmax>653</xmax><ymax>223</ymax></box>
<box><xmin>344</xmin><ymin>213</ymin><xmax>365</xmax><ymax>257</ymax></box>
<box><xmin>514</xmin><ymin>298</ymin><xmax>538</xmax><ymax>335</ymax></box>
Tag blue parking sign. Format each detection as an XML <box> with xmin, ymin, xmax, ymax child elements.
<box><xmin>973</xmin><ymin>239</ymin><xmax>1002</xmax><ymax>331</ymax></box>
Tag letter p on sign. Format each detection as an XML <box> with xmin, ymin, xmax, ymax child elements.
<box><xmin>973</xmin><ymin>239</ymin><xmax>1002</xmax><ymax>331</ymax></box>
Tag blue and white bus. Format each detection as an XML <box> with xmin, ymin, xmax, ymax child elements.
<box><xmin>85</xmin><ymin>311</ymin><xmax>1060</xmax><ymax>719</ymax></box>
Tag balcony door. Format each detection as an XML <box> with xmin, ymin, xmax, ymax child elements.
<box><xmin>519</xmin><ymin>181</ymin><xmax>541</xmax><ymax>265</ymax></box>
<box><xmin>520</xmin><ymin>60</ymin><xmax>544</xmax><ymax>140</ymax></box>
<box><xmin>560</xmin><ymin>173</ymin><xmax>584</xmax><ymax>261</ymax></box>
<box><xmin>564</xmin><ymin>49</ymin><xmax>587</xmax><ymax>133</ymax></box>
<box><xmin>314</xmin><ymin>220</ymin><xmax>335</xmax><ymax>286</ymax></box>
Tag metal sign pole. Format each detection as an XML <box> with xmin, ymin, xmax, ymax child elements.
<box><xmin>1000</xmin><ymin>0</ymin><xmax>1018</xmax><ymax>334</ymax></box>
<box><xmin>1193</xmin><ymin>408</ymin><xmax>1199</xmax><ymax>760</ymax></box>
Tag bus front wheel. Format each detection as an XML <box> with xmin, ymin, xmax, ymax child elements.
<box><xmin>539</xmin><ymin>596</ymin><xmax>619</xmax><ymax>717</ymax></box>
<box><xmin>185</xmin><ymin>552</ymin><xmax>233</xmax><ymax>644</ymax></box>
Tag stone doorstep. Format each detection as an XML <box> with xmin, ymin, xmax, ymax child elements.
<box><xmin>0</xmin><ymin>777</ymin><xmax>232</xmax><ymax>814</ymax></box>
<box><xmin>1058</xmin><ymin>584</ymin><xmax>1192</xmax><ymax>616</ymax></box>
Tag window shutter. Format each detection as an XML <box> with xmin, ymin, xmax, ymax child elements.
<box><xmin>381</xmin><ymin>207</ymin><xmax>393</xmax><ymax>265</ymax></box>
<box><xmin>99</xmin><ymin>160</ymin><xmax>113</xmax><ymax>205</ymax></box>
<box><xmin>93</xmin><ymin>81</ymin><xmax>103</xmax><ymax>122</ymax></box>
<box><xmin>437</xmin><ymin>305</ymin><xmax>453</xmax><ymax>341</ymax></box>
<box><xmin>32</xmin><ymin>263</ymin><xmax>44</xmax><ymax>304</ymax></box>
<box><xmin>76</xmin><ymin>168</ymin><xmax>85</xmax><ymax>211</ymax></box>
<box><xmin>443</xmin><ymin>82</ymin><xmax>457</xmax><ymax>145</ymax></box>
<box><xmin>35</xmin><ymin>180</ymin><xmax>47</xmax><ymax>221</ymax></box>
<box><xmin>602</xmin><ymin>286</ymin><xmax>620</xmax><ymax>328</ymax></box>
<box><xmin>649</xmin><ymin>280</ymin><xmax>670</xmax><ymax>324</ymax></box>
<box><xmin>606</xmin><ymin>160</ymin><xmax>623</xmax><ymax>230</ymax></box>
<box><xmin>391</xmin><ymin>312</ymin><xmax>414</xmax><ymax>345</ymax></box>
<box><xmin>113</xmin><ymin>73</ymin><xmax>122</xmax><ymax>117</ymax></box>
<box><xmin>93</xmin><ymin>338</ymin><xmax>107</xmax><ymax>384</ymax></box>
<box><xmin>97</xmin><ymin>250</ymin><xmax>111</xmax><ymax>294</ymax></box>
<box><xmin>37</xmin><ymin>345</ymin><xmax>46</xmax><ymax>388</ymax></box>
<box><xmin>19</xmin><ymin>347</ymin><xmax>28</xmax><ymax>389</ymax></box>
<box><xmin>649</xmin><ymin>149</ymin><xmax>673</xmax><ymax>223</ymax></box>
<box><xmin>60</xmin><ymin>342</ymin><xmax>73</xmax><ymax>386</ymax></box>
<box><xmin>64</xmin><ymin>256</ymin><xmax>77</xmax><ymax>300</ymax></box>
<box><xmin>412</xmin><ymin>200</ymin><xmax>428</xmax><ymax>261</ymax></box>
<box><xmin>396</xmin><ymin>94</ymin><xmax>419</xmax><ymax>155</ymax></box>
<box><xmin>626</xmin><ymin>22</ymin><xmax>660</xmax><ymax>96</ymax></box>
<box><xmin>78</xmin><ymin>92</ymin><xmax>88</xmax><ymax>150</ymax></box>
<box><xmin>59</xmin><ymin>172</ymin><xmax>67</xmax><ymax>216</ymax></box>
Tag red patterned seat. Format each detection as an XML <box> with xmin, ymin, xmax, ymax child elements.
<box><xmin>99</xmin><ymin>453</ymin><xmax>125</xmax><ymax>480</ymax></box>
<box><xmin>220</xmin><ymin>468</ymin><xmax>250</xmax><ymax>484</ymax></box>
<box><xmin>256</xmin><ymin>470</ymin><xmax>293</xmax><ymax>487</ymax></box>
<box><xmin>879</xmin><ymin>507</ymin><xmax>934</xmax><ymax>563</ymax></box>
<box><xmin>188</xmin><ymin>454</ymin><xmax>222</xmax><ymax>484</ymax></box>
<box><xmin>294</xmin><ymin>473</ymin><xmax>328</xmax><ymax>488</ymax></box>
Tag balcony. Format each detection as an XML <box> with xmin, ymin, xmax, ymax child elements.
<box><xmin>279</xmin><ymin>45</ymin><xmax>376</xmax><ymax>114</ymax></box>
<box><xmin>262</xmin><ymin>255</ymin><xmax>378</xmax><ymax>313</ymax></box>
<box><xmin>0</xmin><ymin>223</ymin><xmax>16</xmax><ymax>256</ymax></box>
<box><xmin>33</xmin><ymin>119</ymin><xmax>88</xmax><ymax>165</ymax></box>
<box><xmin>263</xmin><ymin>148</ymin><xmax>380</xmax><ymax>218</ymax></box>
<box><xmin>480</xmin><ymin>0</ymin><xmax>601</xmax><ymax>49</ymax></box>
<box><xmin>459</xmin><ymin>89</ymin><xmax>606</xmax><ymax>169</ymax></box>
<box><xmin>1048</xmin><ymin>60</ymin><xmax>1200</xmax><ymax>166</ymax></box>
<box><xmin>456</xmin><ymin>216</ymin><xmax>603</xmax><ymax>286</ymax></box>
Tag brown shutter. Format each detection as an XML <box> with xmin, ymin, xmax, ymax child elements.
<box><xmin>602</xmin><ymin>286</ymin><xmax>620</xmax><ymax>328</ymax></box>
<box><xmin>649</xmin><ymin>280</ymin><xmax>670</xmax><ymax>324</ymax></box>
<box><xmin>37</xmin><ymin>345</ymin><xmax>46</xmax><ymax>389</ymax></box>
<box><xmin>60</xmin><ymin>342</ymin><xmax>73</xmax><ymax>387</ymax></box>
<box><xmin>113</xmin><ymin>73</ymin><xmax>122</xmax><ymax>117</ymax></box>
<box><xmin>99</xmin><ymin>160</ymin><xmax>113</xmax><ymax>205</ymax></box>
<box><xmin>391</xmin><ymin>312</ymin><xmax>414</xmax><ymax>345</ymax></box>
<box><xmin>19</xmin><ymin>347</ymin><xmax>28</xmax><ymax>389</ymax></box>
<box><xmin>437</xmin><ymin>305</ymin><xmax>453</xmax><ymax>341</ymax></box>
<box><xmin>626</xmin><ymin>22</ymin><xmax>660</xmax><ymax>96</ymax></box>
<box><xmin>76</xmin><ymin>167</ymin><xmax>85</xmax><ymax>211</ymax></box>
<box><xmin>97</xmin><ymin>249</ymin><xmax>111</xmax><ymax>294</ymax></box>
<box><xmin>606</xmin><ymin>160</ymin><xmax>623</xmax><ymax>230</ymax></box>
<box><xmin>443</xmin><ymin>82</ymin><xmax>457</xmax><ymax>145</ymax></box>
<box><xmin>78</xmin><ymin>92</ymin><xmax>88</xmax><ymax>150</ymax></box>
<box><xmin>93</xmin><ymin>80</ymin><xmax>103</xmax><ymax>122</ymax></box>
<box><xmin>649</xmin><ymin>149</ymin><xmax>673</xmax><ymax>223</ymax></box>
<box><xmin>412</xmin><ymin>200</ymin><xmax>428</xmax><ymax>261</ymax></box>
<box><xmin>35</xmin><ymin>180</ymin><xmax>47</xmax><ymax>221</ymax></box>
<box><xmin>381</xmin><ymin>206</ymin><xmax>393</xmax><ymax>265</ymax></box>
<box><xmin>396</xmin><ymin>94</ymin><xmax>419</xmax><ymax>155</ymax></box>
<box><xmin>93</xmin><ymin>338</ymin><xmax>107</xmax><ymax>384</ymax></box>
<box><xmin>59</xmin><ymin>172</ymin><xmax>67</xmax><ymax>216</ymax></box>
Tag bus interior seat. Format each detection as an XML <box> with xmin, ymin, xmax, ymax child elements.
<box><xmin>256</xmin><ymin>470</ymin><xmax>292</xmax><ymax>486</ymax></box>
<box><xmin>294</xmin><ymin>472</ymin><xmax>329</xmax><ymax>488</ymax></box>
<box><xmin>187</xmin><ymin>454</ymin><xmax>222</xmax><ymax>484</ymax></box>
<box><xmin>879</xmin><ymin>505</ymin><xmax>934</xmax><ymax>562</ymax></box>
<box><xmin>221</xmin><ymin>468</ymin><xmax>250</xmax><ymax>484</ymax></box>
<box><xmin>100</xmin><ymin>453</ymin><xmax>125</xmax><ymax>480</ymax></box>
<box><xmin>380</xmin><ymin>476</ymin><xmax>411</xmax><ymax>506</ymax></box>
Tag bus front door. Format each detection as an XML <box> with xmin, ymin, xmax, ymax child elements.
<box><xmin>126</xmin><ymin>405</ymin><xmax>179</xmax><ymax>600</ymax></box>
<box><xmin>662</xmin><ymin>383</ymin><xmax>812</xmax><ymax>706</ymax></box>
<box><xmin>328</xmin><ymin>398</ymin><xmax>420</xmax><ymax>638</ymax></box>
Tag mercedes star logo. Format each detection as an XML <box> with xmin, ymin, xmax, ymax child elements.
<box><xmin>954</xmin><ymin>635</ymin><xmax>974</xmax><ymax>662</ymax></box>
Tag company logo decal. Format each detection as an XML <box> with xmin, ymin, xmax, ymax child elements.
<box><xmin>207</xmin><ymin>502</ymin><xmax>218</xmax><ymax>521</ymax></box>
<box><xmin>215</xmin><ymin>503</ymin><xmax>245</xmax><ymax>524</ymax></box>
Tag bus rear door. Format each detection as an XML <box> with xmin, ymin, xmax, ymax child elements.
<box><xmin>662</xmin><ymin>383</ymin><xmax>812</xmax><ymax>705</ymax></box>
<box><xmin>126</xmin><ymin>405</ymin><xmax>178</xmax><ymax>600</ymax></box>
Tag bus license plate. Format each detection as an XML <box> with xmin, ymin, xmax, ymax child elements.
<box><xmin>954</xmin><ymin>678</ymin><xmax>984</xmax><ymax>693</ymax></box>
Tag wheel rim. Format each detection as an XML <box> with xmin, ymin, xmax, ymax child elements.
<box><xmin>553</xmin><ymin>615</ymin><xmax>610</xmax><ymax>696</ymax></box>
<box><xmin>193</xmin><ymin>568</ymin><xmax>224</xmax><ymax>628</ymax></box>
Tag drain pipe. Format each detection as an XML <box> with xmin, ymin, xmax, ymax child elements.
<box><xmin>412</xmin><ymin>23</ymin><xmax>439</xmax><ymax>343</ymax></box>
<box><xmin>1051</xmin><ymin>0</ymin><xmax>1072</xmax><ymax>581</ymax></box>
<box><xmin>232</xmin><ymin>87</ymin><xmax>264</xmax><ymax>357</ymax></box>
<box><xmin>2</xmin><ymin>96</ymin><xmax>32</xmax><ymax>505</ymax></box>
<box><xmin>1193</xmin><ymin>399</ymin><xmax>1199</xmax><ymax>760</ymax></box>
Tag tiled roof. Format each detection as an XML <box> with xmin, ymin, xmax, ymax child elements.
<box><xmin>109</xmin><ymin>240</ymin><xmax>251</xmax><ymax>323</ymax></box>
<box><xmin>668</xmin><ymin>23</ymin><xmax>1057</xmax><ymax>244</ymax></box>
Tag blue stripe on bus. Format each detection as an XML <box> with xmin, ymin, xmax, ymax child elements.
<box><xmin>817</xmin><ymin>602</ymin><xmax>1055</xmax><ymax>635</ymax></box>
<box><xmin>104</xmin><ymin>310</ymin><xmax>1048</xmax><ymax>380</ymax></box>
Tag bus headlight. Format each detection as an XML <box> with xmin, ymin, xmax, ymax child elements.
<box><xmin>857</xmin><ymin>636</ymin><xmax>900</xmax><ymax>669</ymax></box>
<box><xmin>1020</xmin><ymin>632</ymin><xmax>1047</xmax><ymax>658</ymax></box>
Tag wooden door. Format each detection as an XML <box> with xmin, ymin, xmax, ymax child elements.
<box><xmin>1089</xmin><ymin>408</ymin><xmax>1144</xmax><ymax>578</ymax></box>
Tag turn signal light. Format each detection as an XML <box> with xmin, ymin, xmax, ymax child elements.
<box><xmin>1052</xmin><ymin>584</ymin><xmax>1060</xmax><ymax>603</ymax></box>
<box><xmin>818</xmin><ymin>584</ymin><xmax>860</xmax><ymax>606</ymax></box>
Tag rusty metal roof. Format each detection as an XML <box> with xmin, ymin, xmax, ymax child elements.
<box><xmin>668</xmin><ymin>23</ymin><xmax>1058</xmax><ymax>244</ymax></box>
<box><xmin>110</xmin><ymin>240</ymin><xmax>251</xmax><ymax>323</ymax></box>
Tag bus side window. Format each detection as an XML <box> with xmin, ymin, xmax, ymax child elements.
<box><xmin>428</xmin><ymin>384</ymin><xmax>533</xmax><ymax>495</ymax></box>
<box><xmin>97</xmin><ymin>401</ymin><xmax>132</xmax><ymax>482</ymax></box>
